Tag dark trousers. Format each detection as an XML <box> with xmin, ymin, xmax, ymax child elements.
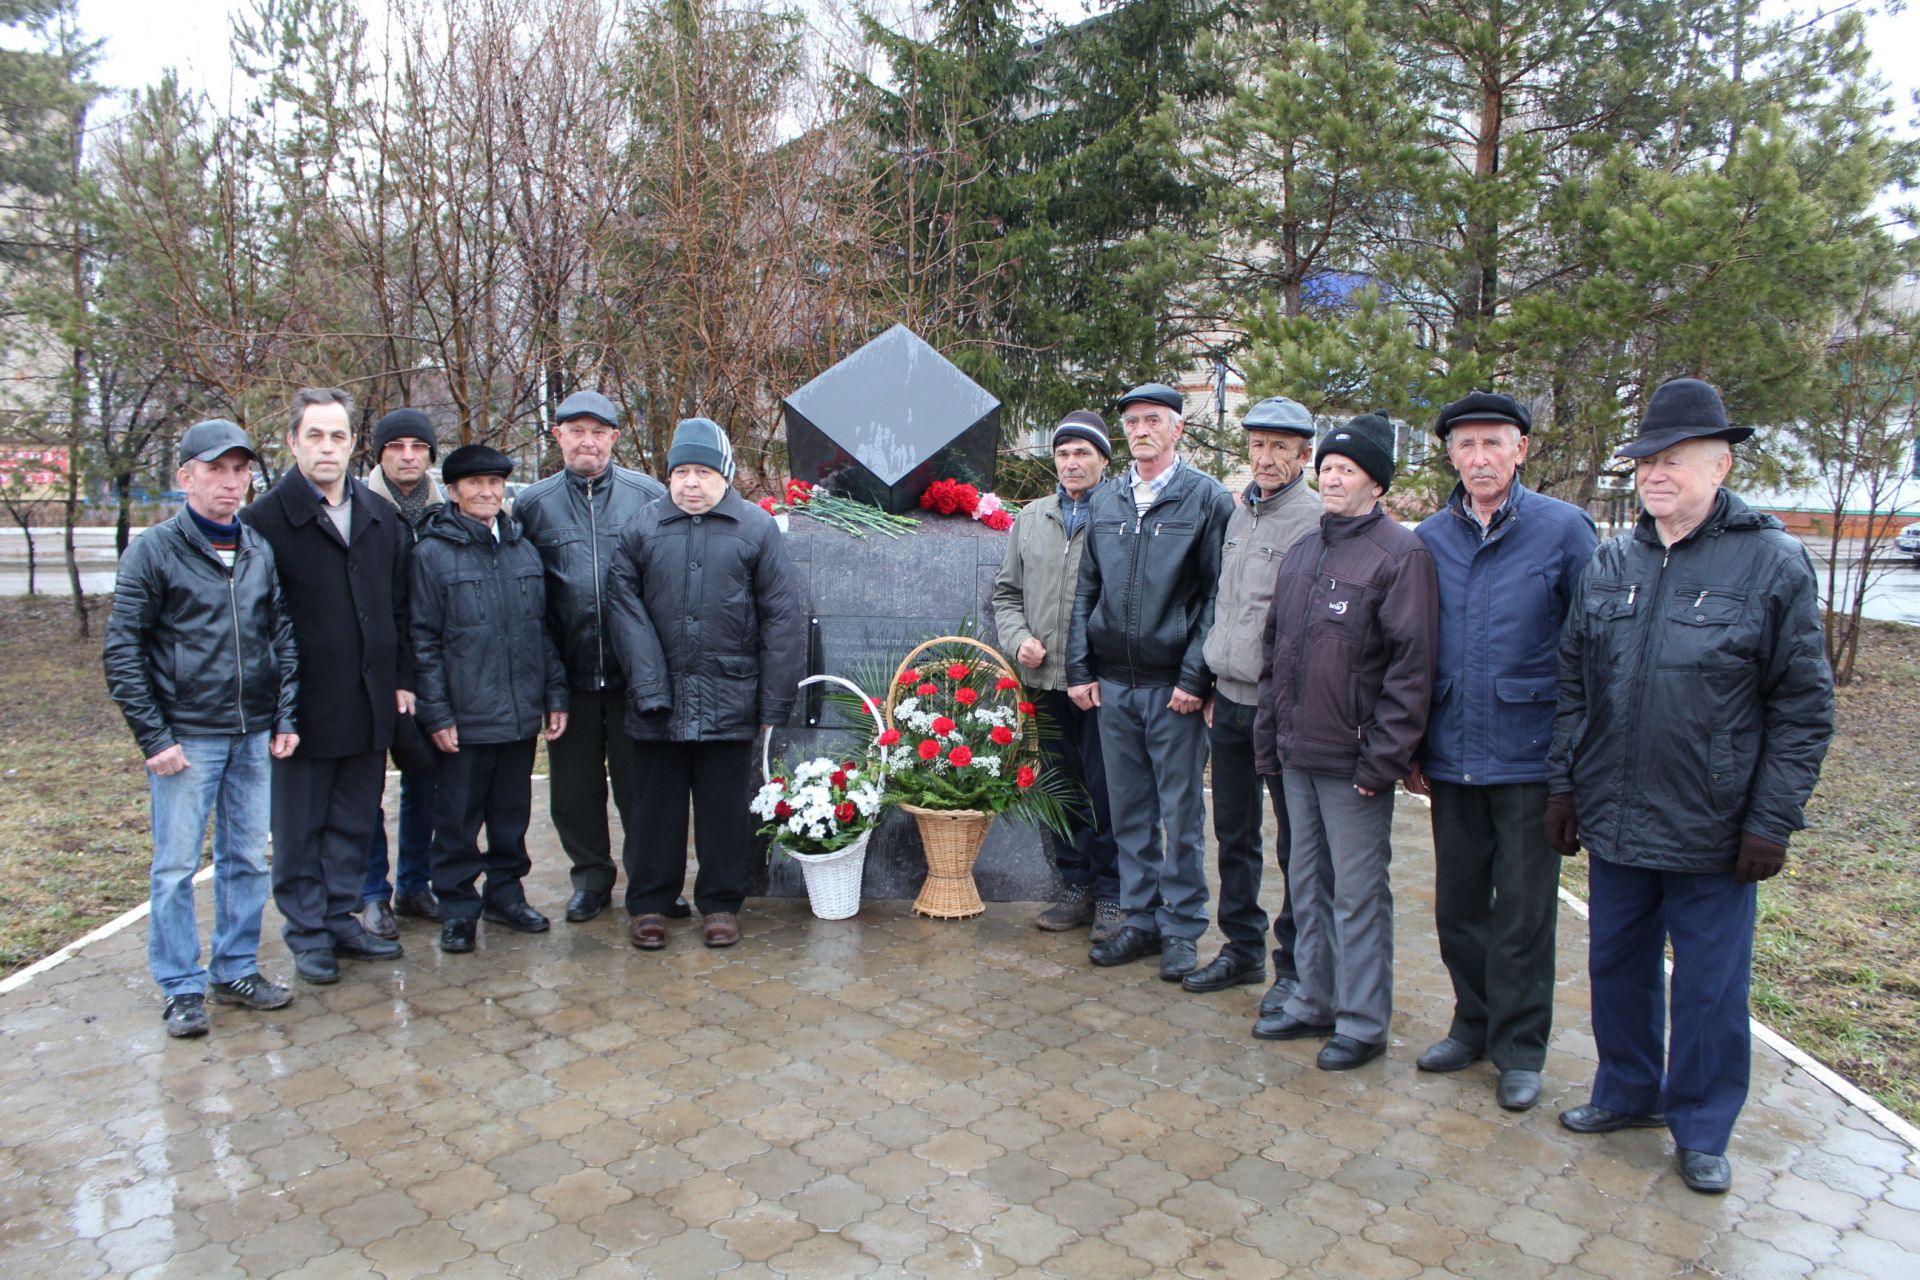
<box><xmin>1428</xmin><ymin>779</ymin><xmax>1558</xmax><ymax>1069</ymax></box>
<box><xmin>430</xmin><ymin>738</ymin><xmax>537</xmax><ymax>922</ymax></box>
<box><xmin>1209</xmin><ymin>695</ymin><xmax>1294</xmax><ymax>971</ymax></box>
<box><xmin>546</xmin><ymin>687</ymin><xmax>642</xmax><ymax>895</ymax></box>
<box><xmin>1032</xmin><ymin>688</ymin><xmax>1120</xmax><ymax>901</ymax></box>
<box><xmin>270</xmin><ymin>750</ymin><xmax>385</xmax><ymax>953</ymax></box>
<box><xmin>1588</xmin><ymin>855</ymin><xmax>1756</xmax><ymax>1156</ymax></box>
<box><xmin>629</xmin><ymin>739</ymin><xmax>754</xmax><ymax>916</ymax></box>
<box><xmin>363</xmin><ymin>766</ymin><xmax>436</xmax><ymax>903</ymax></box>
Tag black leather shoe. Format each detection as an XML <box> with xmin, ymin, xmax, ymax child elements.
<box><xmin>1089</xmin><ymin>925</ymin><xmax>1163</xmax><ymax>967</ymax></box>
<box><xmin>565</xmin><ymin>889</ymin><xmax>609</xmax><ymax>923</ymax></box>
<box><xmin>440</xmin><ymin>918</ymin><xmax>476</xmax><ymax>953</ymax></box>
<box><xmin>1158</xmin><ymin>938</ymin><xmax>1198</xmax><ymax>982</ymax></box>
<box><xmin>293</xmin><ymin>950</ymin><xmax>339</xmax><ymax>984</ymax></box>
<box><xmin>393</xmin><ymin>890</ymin><xmax>441</xmax><ymax>922</ymax></box>
<box><xmin>1257</xmin><ymin>974</ymin><xmax>1299</xmax><ymax>1017</ymax></box>
<box><xmin>665</xmin><ymin>895</ymin><xmax>693</xmax><ymax>919</ymax></box>
<box><xmin>335</xmin><ymin>930</ymin><xmax>402</xmax><ymax>960</ymax></box>
<box><xmin>1559</xmin><ymin>1103</ymin><xmax>1665</xmax><ymax>1134</ymax></box>
<box><xmin>1416</xmin><ymin>1036</ymin><xmax>1483</xmax><ymax>1073</ymax></box>
<box><xmin>1497</xmin><ymin>1069</ymin><xmax>1543</xmax><ymax>1111</ymax></box>
<box><xmin>1678</xmin><ymin>1148</ymin><xmax>1732</xmax><ymax>1194</ymax></box>
<box><xmin>1183</xmin><ymin>950</ymin><xmax>1266</xmax><ymax>993</ymax></box>
<box><xmin>1316</xmin><ymin>1034</ymin><xmax>1385</xmax><ymax>1071</ymax></box>
<box><xmin>1251</xmin><ymin>1011</ymin><xmax>1335</xmax><ymax>1041</ymax></box>
<box><xmin>483</xmin><ymin>901</ymin><xmax>551</xmax><ymax>933</ymax></box>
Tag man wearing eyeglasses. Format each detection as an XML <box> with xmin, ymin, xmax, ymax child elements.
<box><xmin>515</xmin><ymin>390</ymin><xmax>685</xmax><ymax>926</ymax></box>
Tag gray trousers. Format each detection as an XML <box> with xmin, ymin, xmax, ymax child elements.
<box><xmin>1096</xmin><ymin>680</ymin><xmax>1211</xmax><ymax>941</ymax></box>
<box><xmin>1281</xmin><ymin>769</ymin><xmax>1396</xmax><ymax>1044</ymax></box>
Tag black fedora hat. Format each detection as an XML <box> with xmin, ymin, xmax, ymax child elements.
<box><xmin>1617</xmin><ymin>378</ymin><xmax>1754</xmax><ymax>458</ymax></box>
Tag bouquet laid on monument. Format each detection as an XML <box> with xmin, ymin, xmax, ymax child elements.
<box><xmin>919</xmin><ymin>477</ymin><xmax>1017</xmax><ymax>531</ymax></box>
<box><xmin>757</xmin><ymin>477</ymin><xmax>920</xmax><ymax>539</ymax></box>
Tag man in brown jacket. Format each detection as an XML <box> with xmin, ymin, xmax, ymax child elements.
<box><xmin>1252</xmin><ymin>414</ymin><xmax>1437</xmax><ymax>1069</ymax></box>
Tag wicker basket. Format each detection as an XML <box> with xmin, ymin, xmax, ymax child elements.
<box><xmin>762</xmin><ymin>674</ymin><xmax>886</xmax><ymax>921</ymax></box>
<box><xmin>784</xmin><ymin>829</ymin><xmax>872</xmax><ymax>921</ymax></box>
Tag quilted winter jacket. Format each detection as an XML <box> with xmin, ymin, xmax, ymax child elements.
<box><xmin>1546</xmin><ymin>489</ymin><xmax>1834</xmax><ymax>872</ymax></box>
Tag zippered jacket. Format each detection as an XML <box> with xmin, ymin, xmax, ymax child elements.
<box><xmin>1254</xmin><ymin>505</ymin><xmax>1438</xmax><ymax>791</ymax></box>
<box><xmin>1546</xmin><ymin>489</ymin><xmax>1833</xmax><ymax>870</ymax></box>
<box><xmin>104</xmin><ymin>509</ymin><xmax>299</xmax><ymax>756</ymax></box>
<box><xmin>1066</xmin><ymin>463</ymin><xmax>1234</xmax><ymax>695</ymax></box>
<box><xmin>991</xmin><ymin>485</ymin><xmax>1104</xmax><ymax>692</ymax></box>
<box><xmin>604</xmin><ymin>488</ymin><xmax>804</xmax><ymax>742</ymax></box>
<box><xmin>515</xmin><ymin>464</ymin><xmax>666</xmax><ymax>692</ymax></box>
<box><xmin>1203</xmin><ymin>475</ymin><xmax>1322</xmax><ymax>705</ymax></box>
<box><xmin>409</xmin><ymin>506</ymin><xmax>569</xmax><ymax>745</ymax></box>
<box><xmin>1415</xmin><ymin>482</ymin><xmax>1597</xmax><ymax>785</ymax></box>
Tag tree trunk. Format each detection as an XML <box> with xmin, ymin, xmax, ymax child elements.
<box><xmin>115</xmin><ymin>471</ymin><xmax>132</xmax><ymax>558</ymax></box>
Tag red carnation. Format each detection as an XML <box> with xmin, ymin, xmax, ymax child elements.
<box><xmin>917</xmin><ymin>739</ymin><xmax>940</xmax><ymax>761</ymax></box>
<box><xmin>772</xmin><ymin>776</ymin><xmax>785</xmax><ymax>785</ymax></box>
<box><xmin>842</xmin><ymin>760</ymin><xmax>857</xmax><ymax>772</ymax></box>
<box><xmin>775</xmin><ymin>800</ymin><xmax>794</xmax><ymax>818</ymax></box>
<box><xmin>1016</xmin><ymin>766</ymin><xmax>1036</xmax><ymax>788</ymax></box>
<box><xmin>877</xmin><ymin>728</ymin><xmax>901</xmax><ymax>746</ymax></box>
<box><xmin>785</xmin><ymin>478</ymin><xmax>815</xmax><ymax>506</ymax></box>
<box><xmin>951</xmin><ymin>482</ymin><xmax>980</xmax><ymax>513</ymax></box>
<box><xmin>1018</xmin><ymin>701</ymin><xmax>1036</xmax><ymax>716</ymax></box>
<box><xmin>990</xmin><ymin>725</ymin><xmax>1013</xmax><ymax>745</ymax></box>
<box><xmin>996</xmin><ymin>676</ymin><xmax>1018</xmax><ymax>691</ymax></box>
<box><xmin>983</xmin><ymin>509</ymin><xmax>1014</xmax><ymax>531</ymax></box>
<box><xmin>955</xmin><ymin>687</ymin><xmax>978</xmax><ymax>706</ymax></box>
<box><xmin>757</xmin><ymin>496</ymin><xmax>777</xmax><ymax>514</ymax></box>
<box><xmin>831</xmin><ymin>769</ymin><xmax>849</xmax><ymax>788</ymax></box>
<box><xmin>835</xmin><ymin>801</ymin><xmax>857</xmax><ymax>823</ymax></box>
<box><xmin>946</xmin><ymin>661</ymin><xmax>971</xmax><ymax>679</ymax></box>
<box><xmin>916</xmin><ymin>682</ymin><xmax>937</xmax><ymax>697</ymax></box>
<box><xmin>897</xmin><ymin>669</ymin><xmax>920</xmax><ymax>686</ymax></box>
<box><xmin>948</xmin><ymin>745</ymin><xmax>973</xmax><ymax>767</ymax></box>
<box><xmin>932</xmin><ymin>715</ymin><xmax>956</xmax><ymax>736</ymax></box>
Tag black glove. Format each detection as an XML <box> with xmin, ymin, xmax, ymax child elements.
<box><xmin>1733</xmin><ymin>832</ymin><xmax>1788</xmax><ymax>884</ymax></box>
<box><xmin>1545</xmin><ymin>791</ymin><xmax>1580</xmax><ymax>857</ymax></box>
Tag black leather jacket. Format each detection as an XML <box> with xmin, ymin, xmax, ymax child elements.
<box><xmin>104</xmin><ymin>510</ymin><xmax>299</xmax><ymax>757</ymax></box>
<box><xmin>1547</xmin><ymin>490</ymin><xmax>1834</xmax><ymax>872</ymax></box>
<box><xmin>1066</xmin><ymin>462</ymin><xmax>1234</xmax><ymax>696</ymax></box>
<box><xmin>515</xmin><ymin>465</ymin><xmax>666</xmax><ymax>691</ymax></box>
<box><xmin>409</xmin><ymin>506</ymin><xmax>569</xmax><ymax>745</ymax></box>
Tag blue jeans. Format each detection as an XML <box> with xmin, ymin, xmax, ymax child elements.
<box><xmin>147</xmin><ymin>733</ymin><xmax>272</xmax><ymax>997</ymax></box>
<box><xmin>363</xmin><ymin>768</ymin><xmax>436</xmax><ymax>904</ymax></box>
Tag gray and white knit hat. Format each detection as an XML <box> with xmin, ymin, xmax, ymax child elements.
<box><xmin>666</xmin><ymin>417</ymin><xmax>735</xmax><ymax>480</ymax></box>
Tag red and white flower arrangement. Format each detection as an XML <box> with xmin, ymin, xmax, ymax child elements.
<box><xmin>919</xmin><ymin>478</ymin><xmax>1017</xmax><ymax>531</ymax></box>
<box><xmin>750</xmin><ymin>755</ymin><xmax>886</xmax><ymax>857</ymax></box>
<box><xmin>876</xmin><ymin>652</ymin><xmax>1053</xmax><ymax>816</ymax></box>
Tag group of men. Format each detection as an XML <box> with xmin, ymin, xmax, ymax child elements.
<box><xmin>106</xmin><ymin>389</ymin><xmax>802</xmax><ymax>1036</ymax></box>
<box><xmin>994</xmin><ymin>377</ymin><xmax>1832</xmax><ymax>1194</ymax></box>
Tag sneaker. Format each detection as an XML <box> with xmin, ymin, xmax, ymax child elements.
<box><xmin>209</xmin><ymin>973</ymin><xmax>293</xmax><ymax>1011</ymax></box>
<box><xmin>163</xmin><ymin>993</ymin><xmax>209</xmax><ymax>1038</ymax></box>
<box><xmin>1035</xmin><ymin>884</ymin><xmax>1095</xmax><ymax>931</ymax></box>
<box><xmin>1089</xmin><ymin>901</ymin><xmax>1124</xmax><ymax>945</ymax></box>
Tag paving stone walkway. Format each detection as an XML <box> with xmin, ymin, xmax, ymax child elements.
<box><xmin>2</xmin><ymin>784</ymin><xmax>1917</xmax><ymax>1278</ymax></box>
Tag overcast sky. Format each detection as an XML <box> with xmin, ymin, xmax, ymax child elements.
<box><xmin>46</xmin><ymin>0</ymin><xmax>1920</xmax><ymax>138</ymax></box>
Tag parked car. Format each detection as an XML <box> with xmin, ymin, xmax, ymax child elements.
<box><xmin>1897</xmin><ymin>520</ymin><xmax>1920</xmax><ymax>565</ymax></box>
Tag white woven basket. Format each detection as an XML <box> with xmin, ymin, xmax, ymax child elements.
<box><xmin>762</xmin><ymin>674</ymin><xmax>885</xmax><ymax>921</ymax></box>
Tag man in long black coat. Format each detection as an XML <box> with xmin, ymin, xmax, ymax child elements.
<box><xmin>241</xmin><ymin>388</ymin><xmax>409</xmax><ymax>984</ymax></box>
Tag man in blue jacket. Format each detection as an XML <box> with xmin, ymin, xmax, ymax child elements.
<box><xmin>1410</xmin><ymin>392</ymin><xmax>1597</xmax><ymax>1111</ymax></box>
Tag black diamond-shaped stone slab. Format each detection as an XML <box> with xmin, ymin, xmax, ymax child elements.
<box><xmin>784</xmin><ymin>324</ymin><xmax>1001</xmax><ymax>514</ymax></box>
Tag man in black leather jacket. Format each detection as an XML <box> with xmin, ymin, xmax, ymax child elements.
<box><xmin>514</xmin><ymin>390</ymin><xmax>677</xmax><ymax>925</ymax></box>
<box><xmin>1066</xmin><ymin>383</ymin><xmax>1234</xmax><ymax>980</ymax></box>
<box><xmin>104</xmin><ymin>419</ymin><xmax>300</xmax><ymax>1037</ymax></box>
<box><xmin>410</xmin><ymin>445</ymin><xmax>570</xmax><ymax>954</ymax></box>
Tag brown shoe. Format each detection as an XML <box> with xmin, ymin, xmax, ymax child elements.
<box><xmin>628</xmin><ymin>914</ymin><xmax>667</xmax><ymax>949</ymax></box>
<box><xmin>702</xmin><ymin>912</ymin><xmax>740</xmax><ymax>948</ymax></box>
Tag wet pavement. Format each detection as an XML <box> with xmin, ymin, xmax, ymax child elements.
<box><xmin>2</xmin><ymin>784</ymin><xmax>1917</xmax><ymax>1278</ymax></box>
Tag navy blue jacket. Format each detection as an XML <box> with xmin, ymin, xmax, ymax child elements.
<box><xmin>1415</xmin><ymin>481</ymin><xmax>1597</xmax><ymax>785</ymax></box>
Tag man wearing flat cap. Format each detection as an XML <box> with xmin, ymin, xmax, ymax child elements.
<box><xmin>105</xmin><ymin>420</ymin><xmax>300</xmax><ymax>1037</ymax></box>
<box><xmin>1190</xmin><ymin>396</ymin><xmax>1321</xmax><ymax>1004</ymax></box>
<box><xmin>993</xmin><ymin>410</ymin><xmax>1122</xmax><ymax>938</ymax></box>
<box><xmin>1548</xmin><ymin>377</ymin><xmax>1832</xmax><ymax>1193</ymax></box>
<box><xmin>410</xmin><ymin>444</ymin><xmax>570</xmax><ymax>954</ymax></box>
<box><xmin>1253</xmin><ymin>414</ymin><xmax>1436</xmax><ymax>1070</ymax></box>
<box><xmin>1408</xmin><ymin>391</ymin><xmax>1596</xmax><ymax>1111</ymax></box>
<box><xmin>356</xmin><ymin>407</ymin><xmax>447</xmax><ymax>939</ymax></box>
<box><xmin>606</xmin><ymin>417</ymin><xmax>804</xmax><ymax>950</ymax></box>
<box><xmin>1066</xmin><ymin>382</ymin><xmax>1234</xmax><ymax>979</ymax></box>
<box><xmin>241</xmin><ymin>388</ymin><xmax>409</xmax><ymax>986</ymax></box>
<box><xmin>515</xmin><ymin>389</ymin><xmax>681</xmax><ymax>926</ymax></box>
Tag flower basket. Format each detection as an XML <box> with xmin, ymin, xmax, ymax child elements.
<box><xmin>754</xmin><ymin>674</ymin><xmax>887</xmax><ymax>921</ymax></box>
<box><xmin>898</xmin><ymin>803</ymin><xmax>991</xmax><ymax>918</ymax></box>
<box><xmin>780</xmin><ymin>828</ymin><xmax>872</xmax><ymax>921</ymax></box>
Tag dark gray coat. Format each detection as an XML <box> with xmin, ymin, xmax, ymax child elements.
<box><xmin>1547</xmin><ymin>490</ymin><xmax>1834</xmax><ymax>872</ymax></box>
<box><xmin>604</xmin><ymin>488</ymin><xmax>804</xmax><ymax>742</ymax></box>
<box><xmin>409</xmin><ymin>506</ymin><xmax>569</xmax><ymax>745</ymax></box>
<box><xmin>103</xmin><ymin>510</ymin><xmax>299</xmax><ymax>757</ymax></box>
